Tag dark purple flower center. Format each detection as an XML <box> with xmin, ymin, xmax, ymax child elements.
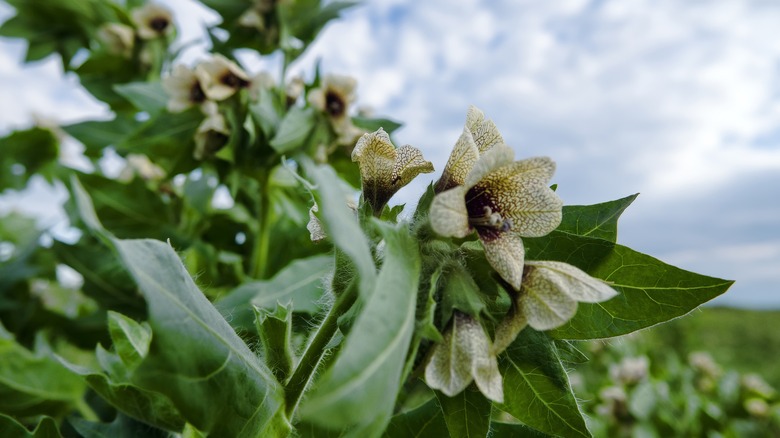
<box><xmin>465</xmin><ymin>184</ymin><xmax>512</xmax><ymax>241</ymax></box>
<box><xmin>190</xmin><ymin>82</ymin><xmax>206</xmax><ymax>103</ymax></box>
<box><xmin>150</xmin><ymin>17</ymin><xmax>169</xmax><ymax>33</ymax></box>
<box><xmin>325</xmin><ymin>90</ymin><xmax>346</xmax><ymax>117</ymax></box>
<box><xmin>220</xmin><ymin>72</ymin><xmax>249</xmax><ymax>89</ymax></box>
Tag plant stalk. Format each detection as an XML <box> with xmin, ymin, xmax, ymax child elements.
<box><xmin>283</xmin><ymin>282</ymin><xmax>358</xmax><ymax>418</ymax></box>
<box><xmin>250</xmin><ymin>171</ymin><xmax>272</xmax><ymax>278</ymax></box>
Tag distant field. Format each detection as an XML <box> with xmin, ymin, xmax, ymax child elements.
<box><xmin>633</xmin><ymin>306</ymin><xmax>780</xmax><ymax>388</ymax></box>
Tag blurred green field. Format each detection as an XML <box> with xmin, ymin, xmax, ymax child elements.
<box><xmin>634</xmin><ymin>306</ymin><xmax>780</xmax><ymax>388</ymax></box>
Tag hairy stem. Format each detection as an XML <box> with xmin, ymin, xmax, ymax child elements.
<box><xmin>284</xmin><ymin>281</ymin><xmax>358</xmax><ymax>418</ymax></box>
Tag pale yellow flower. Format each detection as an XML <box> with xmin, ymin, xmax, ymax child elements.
<box><xmin>351</xmin><ymin>128</ymin><xmax>434</xmax><ymax>215</ymax></box>
<box><xmin>195</xmin><ymin>54</ymin><xmax>251</xmax><ymax>101</ymax></box>
<box><xmin>238</xmin><ymin>0</ymin><xmax>275</xmax><ymax>30</ymax></box>
<box><xmin>434</xmin><ymin>106</ymin><xmax>504</xmax><ymax>193</ymax></box>
<box><xmin>131</xmin><ymin>3</ymin><xmax>174</xmax><ymax>40</ymax></box>
<box><xmin>308</xmin><ymin>74</ymin><xmax>363</xmax><ymax>145</ymax></box>
<box><xmin>194</xmin><ymin>112</ymin><xmax>230</xmax><ymax>160</ymax></box>
<box><xmin>162</xmin><ymin>64</ymin><xmax>209</xmax><ymax>113</ymax></box>
<box><xmin>285</xmin><ymin>76</ymin><xmax>305</xmax><ymax>106</ymax></box>
<box><xmin>492</xmin><ymin>261</ymin><xmax>618</xmax><ymax>354</ymax></box>
<box><xmin>118</xmin><ymin>154</ymin><xmax>165</xmax><ymax>182</ymax></box>
<box><xmin>430</xmin><ymin>142</ymin><xmax>562</xmax><ymax>290</ymax></box>
<box><xmin>424</xmin><ymin>312</ymin><xmax>504</xmax><ymax>402</ymax></box>
<box><xmin>97</xmin><ymin>23</ymin><xmax>135</xmax><ymax>57</ymax></box>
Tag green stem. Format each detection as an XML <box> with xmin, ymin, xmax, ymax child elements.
<box><xmin>74</xmin><ymin>398</ymin><xmax>99</xmax><ymax>422</ymax></box>
<box><xmin>284</xmin><ymin>282</ymin><xmax>358</xmax><ymax>418</ymax></box>
<box><xmin>250</xmin><ymin>171</ymin><xmax>272</xmax><ymax>278</ymax></box>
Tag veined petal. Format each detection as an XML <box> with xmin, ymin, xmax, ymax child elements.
<box><xmin>352</xmin><ymin>129</ymin><xmax>395</xmax><ymax>211</ymax></box>
<box><xmin>425</xmin><ymin>313</ymin><xmax>503</xmax><ymax>402</ymax></box>
<box><xmin>435</xmin><ymin>128</ymin><xmax>479</xmax><ymax>192</ymax></box>
<box><xmin>464</xmin><ymin>143</ymin><xmax>515</xmax><ymax>189</ymax></box>
<box><xmin>491</xmin><ymin>156</ymin><xmax>557</xmax><ymax>187</ymax></box>
<box><xmin>352</xmin><ymin>129</ymin><xmax>432</xmax><ymax>214</ymax></box>
<box><xmin>393</xmin><ymin>145</ymin><xmax>435</xmax><ymax>187</ymax></box>
<box><xmin>471</xmin><ymin>349</ymin><xmax>504</xmax><ymax>403</ymax></box>
<box><xmin>471</xmin><ymin>158</ymin><xmax>563</xmax><ymax>237</ymax></box>
<box><xmin>525</xmin><ymin>261</ymin><xmax>618</xmax><ymax>303</ymax></box>
<box><xmin>480</xmin><ymin>230</ymin><xmax>525</xmax><ymax>290</ymax></box>
<box><xmin>351</xmin><ymin>128</ymin><xmax>395</xmax><ymax>163</ymax></box>
<box><xmin>519</xmin><ymin>265</ymin><xmax>578</xmax><ymax>331</ymax></box>
<box><xmin>465</xmin><ymin>105</ymin><xmax>504</xmax><ymax>152</ymax></box>
<box><xmin>430</xmin><ymin>186</ymin><xmax>470</xmax><ymax>238</ymax></box>
<box><xmin>505</xmin><ymin>185</ymin><xmax>562</xmax><ymax>237</ymax></box>
<box><xmin>465</xmin><ymin>105</ymin><xmax>485</xmax><ymax>135</ymax></box>
<box><xmin>425</xmin><ymin>313</ymin><xmax>475</xmax><ymax>397</ymax></box>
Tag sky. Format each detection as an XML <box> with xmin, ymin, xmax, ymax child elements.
<box><xmin>1</xmin><ymin>0</ymin><xmax>779</xmax><ymax>307</ymax></box>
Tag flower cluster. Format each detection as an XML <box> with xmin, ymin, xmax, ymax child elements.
<box><xmin>424</xmin><ymin>107</ymin><xmax>618</xmax><ymax>400</ymax></box>
<box><xmin>162</xmin><ymin>55</ymin><xmax>256</xmax><ymax>159</ymax></box>
<box><xmin>307</xmin><ymin>105</ymin><xmax>620</xmax><ymax>402</ymax></box>
<box><xmin>96</xmin><ymin>3</ymin><xmax>174</xmax><ymax>59</ymax></box>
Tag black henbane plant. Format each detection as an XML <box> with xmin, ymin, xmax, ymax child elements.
<box><xmin>0</xmin><ymin>1</ymin><xmax>733</xmax><ymax>437</ymax></box>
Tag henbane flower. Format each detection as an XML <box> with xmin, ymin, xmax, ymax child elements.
<box><xmin>424</xmin><ymin>312</ymin><xmax>504</xmax><ymax>402</ymax></box>
<box><xmin>492</xmin><ymin>261</ymin><xmax>618</xmax><ymax>354</ymax></box>
<box><xmin>434</xmin><ymin>105</ymin><xmax>505</xmax><ymax>193</ymax></box>
<box><xmin>430</xmin><ymin>142</ymin><xmax>563</xmax><ymax>290</ymax></box>
<box><xmin>351</xmin><ymin>128</ymin><xmax>434</xmax><ymax>215</ymax></box>
<box><xmin>195</xmin><ymin>54</ymin><xmax>251</xmax><ymax>101</ymax></box>
<box><xmin>162</xmin><ymin>65</ymin><xmax>209</xmax><ymax>113</ymax></box>
<box><xmin>97</xmin><ymin>23</ymin><xmax>134</xmax><ymax>57</ymax></box>
<box><xmin>194</xmin><ymin>112</ymin><xmax>230</xmax><ymax>160</ymax></box>
<box><xmin>308</xmin><ymin>74</ymin><xmax>363</xmax><ymax>145</ymax></box>
<box><xmin>131</xmin><ymin>3</ymin><xmax>174</xmax><ymax>40</ymax></box>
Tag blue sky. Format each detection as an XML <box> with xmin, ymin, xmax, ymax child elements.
<box><xmin>1</xmin><ymin>0</ymin><xmax>779</xmax><ymax>307</ymax></box>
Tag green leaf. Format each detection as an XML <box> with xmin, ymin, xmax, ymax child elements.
<box><xmin>278</xmin><ymin>0</ymin><xmax>359</xmax><ymax>53</ymax></box>
<box><xmin>255</xmin><ymin>304</ymin><xmax>295</xmax><ymax>383</ymax></box>
<box><xmin>69</xmin><ymin>413</ymin><xmax>169</xmax><ymax>438</ymax></box>
<box><xmin>68</xmin><ymin>173</ymin><xmax>179</xmax><ymax>241</ymax></box>
<box><xmin>110</xmin><ymin>238</ymin><xmax>289</xmax><ymax>437</ymax></box>
<box><xmin>52</xmin><ymin>238</ymin><xmax>142</xmax><ymax>314</ymax></box>
<box><xmin>270</xmin><ymin>107</ymin><xmax>316</xmax><ymax>153</ymax></box>
<box><xmin>60</xmin><ymin>359</ymin><xmax>186</xmax><ymax>432</ymax></box>
<box><xmin>249</xmin><ymin>89</ymin><xmax>284</xmax><ymax>138</ymax></box>
<box><xmin>352</xmin><ymin>116</ymin><xmax>403</xmax><ymax>135</ymax></box>
<box><xmin>499</xmin><ymin>329</ymin><xmax>591</xmax><ymax>438</ymax></box>
<box><xmin>0</xmin><ymin>127</ymin><xmax>59</xmax><ymax>191</ymax></box>
<box><xmin>0</xmin><ymin>328</ymin><xmax>85</xmax><ymax>418</ymax></box>
<box><xmin>114</xmin><ymin>82</ymin><xmax>168</xmax><ymax>115</ymax></box>
<box><xmin>557</xmin><ymin>194</ymin><xmax>638</xmax><ymax>242</ymax></box>
<box><xmin>489</xmin><ymin>421</ymin><xmax>552</xmax><ymax>438</ymax></box>
<box><xmin>304</xmin><ymin>161</ymin><xmax>376</xmax><ymax>299</ymax></box>
<box><xmin>107</xmin><ymin>311</ymin><xmax>151</xmax><ymax>371</ymax></box>
<box><xmin>441</xmin><ymin>263</ymin><xmax>487</xmax><ymax>323</ymax></box>
<box><xmin>63</xmin><ymin>116</ymin><xmax>137</xmax><ymax>158</ymax></box>
<box><xmin>525</xmin><ymin>231</ymin><xmax>734</xmax><ymax>339</ymax></box>
<box><xmin>300</xmin><ymin>222</ymin><xmax>420</xmax><ymax>434</ymax></box>
<box><xmin>0</xmin><ymin>414</ymin><xmax>61</xmax><ymax>438</ymax></box>
<box><xmin>215</xmin><ymin>254</ymin><xmax>332</xmax><ymax>329</ymax></box>
<box><xmin>436</xmin><ymin>387</ymin><xmax>491</xmax><ymax>438</ymax></box>
<box><xmin>118</xmin><ymin>109</ymin><xmax>202</xmax><ymax>173</ymax></box>
<box><xmin>383</xmin><ymin>398</ymin><xmax>448</xmax><ymax>438</ymax></box>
